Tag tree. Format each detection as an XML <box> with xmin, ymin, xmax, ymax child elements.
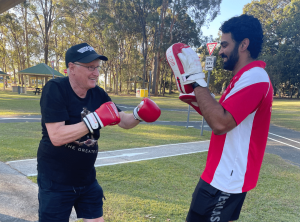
<box><xmin>244</xmin><ymin>0</ymin><xmax>300</xmax><ymax>97</ymax></box>
<box><xmin>29</xmin><ymin>0</ymin><xmax>60</xmax><ymax>65</ymax></box>
<box><xmin>151</xmin><ymin>0</ymin><xmax>222</xmax><ymax>95</ymax></box>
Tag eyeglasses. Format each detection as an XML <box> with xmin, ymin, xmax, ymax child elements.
<box><xmin>74</xmin><ymin>63</ymin><xmax>101</xmax><ymax>72</ymax></box>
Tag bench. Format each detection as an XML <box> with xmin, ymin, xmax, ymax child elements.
<box><xmin>34</xmin><ymin>88</ymin><xmax>41</xmax><ymax>95</ymax></box>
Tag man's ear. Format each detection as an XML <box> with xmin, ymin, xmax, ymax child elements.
<box><xmin>240</xmin><ymin>38</ymin><xmax>250</xmax><ymax>52</ymax></box>
<box><xmin>68</xmin><ymin>63</ymin><xmax>75</xmax><ymax>75</ymax></box>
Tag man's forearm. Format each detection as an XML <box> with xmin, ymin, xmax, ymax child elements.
<box><xmin>194</xmin><ymin>87</ymin><xmax>236</xmax><ymax>135</ymax></box>
<box><xmin>118</xmin><ymin>112</ymin><xmax>140</xmax><ymax>129</ymax></box>
<box><xmin>46</xmin><ymin>121</ymin><xmax>90</xmax><ymax>146</ymax></box>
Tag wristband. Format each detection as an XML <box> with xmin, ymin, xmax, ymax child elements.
<box><xmin>133</xmin><ymin>107</ymin><xmax>143</xmax><ymax>122</ymax></box>
<box><xmin>83</xmin><ymin>117</ymin><xmax>94</xmax><ymax>134</ymax></box>
<box><xmin>192</xmin><ymin>82</ymin><xmax>200</xmax><ymax>89</ymax></box>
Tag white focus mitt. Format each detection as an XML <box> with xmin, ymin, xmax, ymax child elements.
<box><xmin>166</xmin><ymin>43</ymin><xmax>207</xmax><ymax>94</ymax></box>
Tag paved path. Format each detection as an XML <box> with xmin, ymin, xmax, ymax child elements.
<box><xmin>7</xmin><ymin>141</ymin><xmax>210</xmax><ymax>177</ymax></box>
<box><xmin>0</xmin><ymin>162</ymin><xmax>38</xmax><ymax>222</ymax></box>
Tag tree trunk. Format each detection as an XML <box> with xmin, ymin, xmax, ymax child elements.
<box><xmin>142</xmin><ymin>36</ymin><xmax>147</xmax><ymax>89</ymax></box>
<box><xmin>169</xmin><ymin>70</ymin><xmax>172</xmax><ymax>94</ymax></box>
<box><xmin>163</xmin><ymin>70</ymin><xmax>166</xmax><ymax>96</ymax></box>
<box><xmin>24</xmin><ymin>4</ymin><xmax>29</xmax><ymax>68</ymax></box>
<box><xmin>153</xmin><ymin>0</ymin><xmax>168</xmax><ymax>96</ymax></box>
<box><xmin>134</xmin><ymin>80</ymin><xmax>136</xmax><ymax>92</ymax></box>
<box><xmin>104</xmin><ymin>71</ymin><xmax>108</xmax><ymax>91</ymax></box>
<box><xmin>119</xmin><ymin>75</ymin><xmax>122</xmax><ymax>93</ymax></box>
<box><xmin>155</xmin><ymin>59</ymin><xmax>161</xmax><ymax>95</ymax></box>
<box><xmin>152</xmin><ymin>24</ymin><xmax>159</xmax><ymax>95</ymax></box>
<box><xmin>115</xmin><ymin>64</ymin><xmax>118</xmax><ymax>95</ymax></box>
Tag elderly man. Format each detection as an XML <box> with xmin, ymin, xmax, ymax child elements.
<box><xmin>37</xmin><ymin>43</ymin><xmax>160</xmax><ymax>222</ymax></box>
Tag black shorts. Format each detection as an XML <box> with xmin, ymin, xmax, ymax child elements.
<box><xmin>38</xmin><ymin>173</ymin><xmax>105</xmax><ymax>222</ymax></box>
<box><xmin>186</xmin><ymin>178</ymin><xmax>247</xmax><ymax>222</ymax></box>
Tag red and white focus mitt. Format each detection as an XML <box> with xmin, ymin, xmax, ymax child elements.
<box><xmin>166</xmin><ymin>43</ymin><xmax>207</xmax><ymax>94</ymax></box>
<box><xmin>133</xmin><ymin>98</ymin><xmax>161</xmax><ymax>122</ymax></box>
<box><xmin>179</xmin><ymin>92</ymin><xmax>215</xmax><ymax>116</ymax></box>
<box><xmin>179</xmin><ymin>92</ymin><xmax>202</xmax><ymax>115</ymax></box>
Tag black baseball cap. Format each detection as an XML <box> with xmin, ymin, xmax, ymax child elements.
<box><xmin>65</xmin><ymin>43</ymin><xmax>108</xmax><ymax>68</ymax></box>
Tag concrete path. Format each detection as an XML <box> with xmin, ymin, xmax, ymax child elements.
<box><xmin>0</xmin><ymin>161</ymin><xmax>38</xmax><ymax>222</ymax></box>
<box><xmin>7</xmin><ymin>141</ymin><xmax>209</xmax><ymax>177</ymax></box>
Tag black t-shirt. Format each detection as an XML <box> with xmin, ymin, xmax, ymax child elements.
<box><xmin>37</xmin><ymin>77</ymin><xmax>121</xmax><ymax>186</ymax></box>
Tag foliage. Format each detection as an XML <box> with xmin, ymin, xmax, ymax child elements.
<box><xmin>244</xmin><ymin>0</ymin><xmax>300</xmax><ymax>98</ymax></box>
<box><xmin>0</xmin><ymin>0</ymin><xmax>222</xmax><ymax>96</ymax></box>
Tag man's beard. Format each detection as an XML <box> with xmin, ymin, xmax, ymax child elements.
<box><xmin>222</xmin><ymin>44</ymin><xmax>239</xmax><ymax>71</ymax></box>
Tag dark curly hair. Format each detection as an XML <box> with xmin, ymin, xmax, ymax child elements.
<box><xmin>219</xmin><ymin>14</ymin><xmax>263</xmax><ymax>59</ymax></box>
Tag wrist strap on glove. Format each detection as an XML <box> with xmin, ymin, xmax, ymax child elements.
<box><xmin>192</xmin><ymin>82</ymin><xmax>200</xmax><ymax>89</ymax></box>
<box><xmin>133</xmin><ymin>107</ymin><xmax>143</xmax><ymax>122</ymax></box>
<box><xmin>83</xmin><ymin>113</ymin><xmax>103</xmax><ymax>134</ymax></box>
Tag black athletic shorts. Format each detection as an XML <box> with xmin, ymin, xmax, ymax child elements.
<box><xmin>38</xmin><ymin>173</ymin><xmax>105</xmax><ymax>222</ymax></box>
<box><xmin>186</xmin><ymin>178</ymin><xmax>247</xmax><ymax>222</ymax></box>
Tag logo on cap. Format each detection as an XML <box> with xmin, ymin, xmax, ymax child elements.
<box><xmin>77</xmin><ymin>46</ymin><xmax>95</xmax><ymax>53</ymax></box>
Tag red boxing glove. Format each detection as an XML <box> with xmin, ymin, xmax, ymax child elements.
<box><xmin>83</xmin><ymin>102</ymin><xmax>120</xmax><ymax>134</ymax></box>
<box><xmin>179</xmin><ymin>92</ymin><xmax>202</xmax><ymax>115</ymax></box>
<box><xmin>133</xmin><ymin>98</ymin><xmax>161</xmax><ymax>122</ymax></box>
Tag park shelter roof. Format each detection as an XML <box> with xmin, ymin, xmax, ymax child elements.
<box><xmin>0</xmin><ymin>70</ymin><xmax>9</xmax><ymax>75</ymax></box>
<box><xmin>0</xmin><ymin>0</ymin><xmax>25</xmax><ymax>14</ymax></box>
<box><xmin>18</xmin><ymin>63</ymin><xmax>65</xmax><ymax>77</ymax></box>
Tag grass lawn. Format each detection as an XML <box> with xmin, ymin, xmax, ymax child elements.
<box><xmin>1</xmin><ymin>90</ymin><xmax>300</xmax><ymax>221</ymax></box>
<box><xmin>0</xmin><ymin>90</ymin><xmax>204</xmax><ymax>122</ymax></box>
<box><xmin>1</xmin><ymin>90</ymin><xmax>300</xmax><ymax>131</ymax></box>
<box><xmin>0</xmin><ymin>90</ymin><xmax>41</xmax><ymax>116</ymax></box>
<box><xmin>271</xmin><ymin>98</ymin><xmax>300</xmax><ymax>132</ymax></box>
<box><xmin>110</xmin><ymin>94</ymin><xmax>195</xmax><ymax>110</ymax></box>
<box><xmin>0</xmin><ymin>122</ymin><xmax>211</xmax><ymax>162</ymax></box>
<box><xmin>28</xmin><ymin>152</ymin><xmax>300</xmax><ymax>222</ymax></box>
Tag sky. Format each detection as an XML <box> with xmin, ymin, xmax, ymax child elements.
<box><xmin>201</xmin><ymin>0</ymin><xmax>253</xmax><ymax>39</ymax></box>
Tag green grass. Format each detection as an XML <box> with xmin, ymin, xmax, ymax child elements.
<box><xmin>2</xmin><ymin>90</ymin><xmax>300</xmax><ymax>131</ymax></box>
<box><xmin>110</xmin><ymin>94</ymin><xmax>222</xmax><ymax>110</ymax></box>
<box><xmin>0</xmin><ymin>90</ymin><xmax>41</xmax><ymax>116</ymax></box>
<box><xmin>271</xmin><ymin>98</ymin><xmax>300</xmax><ymax>131</ymax></box>
<box><xmin>0</xmin><ymin>122</ymin><xmax>42</xmax><ymax>161</ymax></box>
<box><xmin>0</xmin><ymin>90</ymin><xmax>206</xmax><ymax>122</ymax></box>
<box><xmin>110</xmin><ymin>94</ymin><xmax>190</xmax><ymax>110</ymax></box>
<box><xmin>2</xmin><ymin>90</ymin><xmax>299</xmax><ymax>221</ymax></box>
<box><xmin>0</xmin><ymin>122</ymin><xmax>210</xmax><ymax>162</ymax></box>
<box><xmin>28</xmin><ymin>152</ymin><xmax>300</xmax><ymax>222</ymax></box>
<box><xmin>1</xmin><ymin>89</ymin><xmax>300</xmax><ymax>128</ymax></box>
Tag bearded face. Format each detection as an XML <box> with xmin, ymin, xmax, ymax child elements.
<box><xmin>221</xmin><ymin>42</ymin><xmax>240</xmax><ymax>71</ymax></box>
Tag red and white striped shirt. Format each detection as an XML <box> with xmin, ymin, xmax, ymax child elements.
<box><xmin>201</xmin><ymin>60</ymin><xmax>273</xmax><ymax>193</ymax></box>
